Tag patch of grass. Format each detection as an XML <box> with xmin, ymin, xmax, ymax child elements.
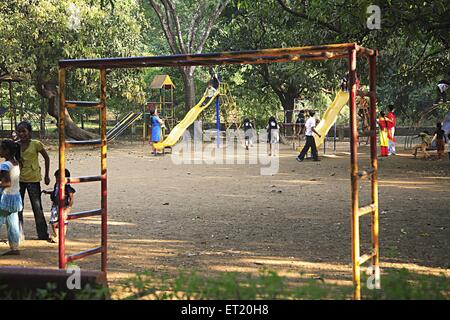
<box><xmin>362</xmin><ymin>268</ymin><xmax>449</xmax><ymax>300</ymax></box>
<box><xmin>1</xmin><ymin>268</ymin><xmax>447</xmax><ymax>300</ymax></box>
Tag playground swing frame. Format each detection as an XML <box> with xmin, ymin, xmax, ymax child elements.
<box><xmin>57</xmin><ymin>43</ymin><xmax>378</xmax><ymax>300</ymax></box>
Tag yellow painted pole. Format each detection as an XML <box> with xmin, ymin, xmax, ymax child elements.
<box><xmin>349</xmin><ymin>48</ymin><xmax>361</xmax><ymax>300</ymax></box>
<box><xmin>100</xmin><ymin>68</ymin><xmax>108</xmax><ymax>272</ymax></box>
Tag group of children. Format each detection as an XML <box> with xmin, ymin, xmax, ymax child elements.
<box><xmin>413</xmin><ymin>122</ymin><xmax>449</xmax><ymax>160</ymax></box>
<box><xmin>242</xmin><ymin>110</ymin><xmax>322</xmax><ymax>161</ymax></box>
<box><xmin>377</xmin><ymin>105</ymin><xmax>397</xmax><ymax>157</ymax></box>
<box><xmin>242</xmin><ymin>117</ymin><xmax>280</xmax><ymax>156</ymax></box>
<box><xmin>0</xmin><ymin>121</ymin><xmax>74</xmax><ymax>255</ymax></box>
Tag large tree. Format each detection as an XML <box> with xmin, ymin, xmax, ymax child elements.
<box><xmin>148</xmin><ymin>0</ymin><xmax>230</xmax><ymax>110</ymax></box>
<box><xmin>0</xmin><ymin>0</ymin><xmax>149</xmax><ymax>139</ymax></box>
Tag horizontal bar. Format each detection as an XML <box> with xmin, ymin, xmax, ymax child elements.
<box><xmin>356</xmin><ymin>45</ymin><xmax>377</xmax><ymax>57</ymax></box>
<box><xmin>66</xmin><ymin>101</ymin><xmax>102</xmax><ymax>109</ymax></box>
<box><xmin>65</xmin><ymin>139</ymin><xmax>102</xmax><ymax>147</ymax></box>
<box><xmin>67</xmin><ymin>209</ymin><xmax>102</xmax><ymax>221</ymax></box>
<box><xmin>59</xmin><ymin>43</ymin><xmax>362</xmax><ymax>69</ymax></box>
<box><xmin>358</xmin><ymin>204</ymin><xmax>377</xmax><ymax>217</ymax></box>
<box><xmin>358</xmin><ymin>251</ymin><xmax>376</xmax><ymax>266</ymax></box>
<box><xmin>357</xmin><ymin>168</ymin><xmax>375</xmax><ymax>180</ymax></box>
<box><xmin>66</xmin><ymin>175</ymin><xmax>102</xmax><ymax>184</ymax></box>
<box><xmin>357</xmin><ymin>90</ymin><xmax>376</xmax><ymax>98</ymax></box>
<box><xmin>66</xmin><ymin>246</ymin><xmax>103</xmax><ymax>263</ymax></box>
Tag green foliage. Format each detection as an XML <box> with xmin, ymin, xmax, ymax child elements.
<box><xmin>118</xmin><ymin>269</ymin><xmax>345</xmax><ymax>300</ymax></box>
<box><xmin>1</xmin><ymin>0</ymin><xmax>449</xmax><ymax>128</ymax></box>
<box><xmin>0</xmin><ymin>0</ymin><xmax>151</xmax><ymax>121</ymax></box>
<box><xmin>362</xmin><ymin>268</ymin><xmax>449</xmax><ymax>300</ymax></box>
<box><xmin>1</xmin><ymin>268</ymin><xmax>447</xmax><ymax>300</ymax></box>
<box><xmin>117</xmin><ymin>268</ymin><xmax>448</xmax><ymax>300</ymax></box>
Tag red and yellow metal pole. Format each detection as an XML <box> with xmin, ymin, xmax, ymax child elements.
<box><xmin>58</xmin><ymin>67</ymin><xmax>67</xmax><ymax>269</ymax></box>
<box><xmin>369</xmin><ymin>53</ymin><xmax>380</xmax><ymax>275</ymax></box>
<box><xmin>100</xmin><ymin>68</ymin><xmax>108</xmax><ymax>272</ymax></box>
<box><xmin>348</xmin><ymin>48</ymin><xmax>361</xmax><ymax>300</ymax></box>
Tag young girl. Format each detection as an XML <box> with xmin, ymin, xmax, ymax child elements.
<box><xmin>0</xmin><ymin>140</ymin><xmax>23</xmax><ymax>255</ymax></box>
<box><xmin>17</xmin><ymin>121</ymin><xmax>50</xmax><ymax>240</ymax></box>
<box><xmin>43</xmin><ymin>169</ymin><xmax>75</xmax><ymax>243</ymax></box>
<box><xmin>150</xmin><ymin>109</ymin><xmax>164</xmax><ymax>156</ymax></box>
<box><xmin>243</xmin><ymin>118</ymin><xmax>254</xmax><ymax>150</ymax></box>
<box><xmin>377</xmin><ymin>111</ymin><xmax>390</xmax><ymax>157</ymax></box>
<box><xmin>266</xmin><ymin>116</ymin><xmax>279</xmax><ymax>156</ymax></box>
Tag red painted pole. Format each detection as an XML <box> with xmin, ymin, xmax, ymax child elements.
<box><xmin>58</xmin><ymin>68</ymin><xmax>67</xmax><ymax>269</ymax></box>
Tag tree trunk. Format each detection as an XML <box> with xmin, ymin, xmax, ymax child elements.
<box><xmin>36</xmin><ymin>81</ymin><xmax>97</xmax><ymax>140</ymax></box>
<box><xmin>280</xmin><ymin>95</ymin><xmax>296</xmax><ymax>123</ymax></box>
<box><xmin>80</xmin><ymin>113</ymin><xmax>84</xmax><ymax>130</ymax></box>
<box><xmin>40</xmin><ymin>96</ymin><xmax>46</xmax><ymax>138</ymax></box>
<box><xmin>181</xmin><ymin>66</ymin><xmax>196</xmax><ymax>110</ymax></box>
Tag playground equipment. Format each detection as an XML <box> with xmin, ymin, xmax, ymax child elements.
<box><xmin>146</xmin><ymin>75</ymin><xmax>176</xmax><ymax>140</ymax></box>
<box><xmin>218</xmin><ymin>82</ymin><xmax>240</xmax><ymax>130</ymax></box>
<box><xmin>153</xmin><ymin>81</ymin><xmax>238</xmax><ymax>151</ymax></box>
<box><xmin>0</xmin><ymin>73</ymin><xmax>21</xmax><ymax>132</ymax></box>
<box><xmin>153</xmin><ymin>89</ymin><xmax>220</xmax><ymax>150</ymax></box>
<box><xmin>56</xmin><ymin>43</ymin><xmax>378</xmax><ymax>300</ymax></box>
<box><xmin>107</xmin><ymin>112</ymin><xmax>142</xmax><ymax>141</ymax></box>
<box><xmin>314</xmin><ymin>90</ymin><xmax>349</xmax><ymax>147</ymax></box>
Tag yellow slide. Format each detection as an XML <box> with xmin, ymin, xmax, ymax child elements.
<box><xmin>154</xmin><ymin>90</ymin><xmax>220</xmax><ymax>150</ymax></box>
<box><xmin>314</xmin><ymin>90</ymin><xmax>349</xmax><ymax>147</ymax></box>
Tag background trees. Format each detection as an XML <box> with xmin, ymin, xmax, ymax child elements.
<box><xmin>1</xmin><ymin>0</ymin><xmax>449</xmax><ymax>139</ymax></box>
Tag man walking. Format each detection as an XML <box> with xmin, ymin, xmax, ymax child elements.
<box><xmin>296</xmin><ymin>110</ymin><xmax>322</xmax><ymax>162</ymax></box>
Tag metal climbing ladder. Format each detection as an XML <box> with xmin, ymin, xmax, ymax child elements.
<box><xmin>58</xmin><ymin>68</ymin><xmax>108</xmax><ymax>272</ymax></box>
<box><xmin>218</xmin><ymin>82</ymin><xmax>241</xmax><ymax>130</ymax></box>
<box><xmin>348</xmin><ymin>49</ymin><xmax>380</xmax><ymax>300</ymax></box>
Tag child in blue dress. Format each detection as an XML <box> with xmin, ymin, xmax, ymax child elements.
<box><xmin>150</xmin><ymin>109</ymin><xmax>165</xmax><ymax>156</ymax></box>
<box><xmin>0</xmin><ymin>140</ymin><xmax>23</xmax><ymax>255</ymax></box>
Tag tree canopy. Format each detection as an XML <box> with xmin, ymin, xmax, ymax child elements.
<box><xmin>1</xmin><ymin>0</ymin><xmax>449</xmax><ymax>138</ymax></box>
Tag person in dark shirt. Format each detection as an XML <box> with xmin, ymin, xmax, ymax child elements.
<box><xmin>295</xmin><ymin>110</ymin><xmax>306</xmax><ymax>137</ymax></box>
<box><xmin>432</xmin><ymin>122</ymin><xmax>447</xmax><ymax>160</ymax></box>
<box><xmin>243</xmin><ymin>118</ymin><xmax>254</xmax><ymax>150</ymax></box>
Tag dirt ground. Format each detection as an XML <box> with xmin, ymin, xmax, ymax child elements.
<box><xmin>1</xmin><ymin>139</ymin><xmax>449</xmax><ymax>291</ymax></box>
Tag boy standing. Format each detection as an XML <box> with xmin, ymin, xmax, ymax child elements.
<box><xmin>432</xmin><ymin>122</ymin><xmax>446</xmax><ymax>160</ymax></box>
<box><xmin>296</xmin><ymin>110</ymin><xmax>322</xmax><ymax>162</ymax></box>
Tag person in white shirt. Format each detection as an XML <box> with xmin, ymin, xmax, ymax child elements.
<box><xmin>296</xmin><ymin>110</ymin><xmax>322</xmax><ymax>162</ymax></box>
<box><xmin>436</xmin><ymin>80</ymin><xmax>449</xmax><ymax>104</ymax></box>
<box><xmin>202</xmin><ymin>82</ymin><xmax>217</xmax><ymax>106</ymax></box>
